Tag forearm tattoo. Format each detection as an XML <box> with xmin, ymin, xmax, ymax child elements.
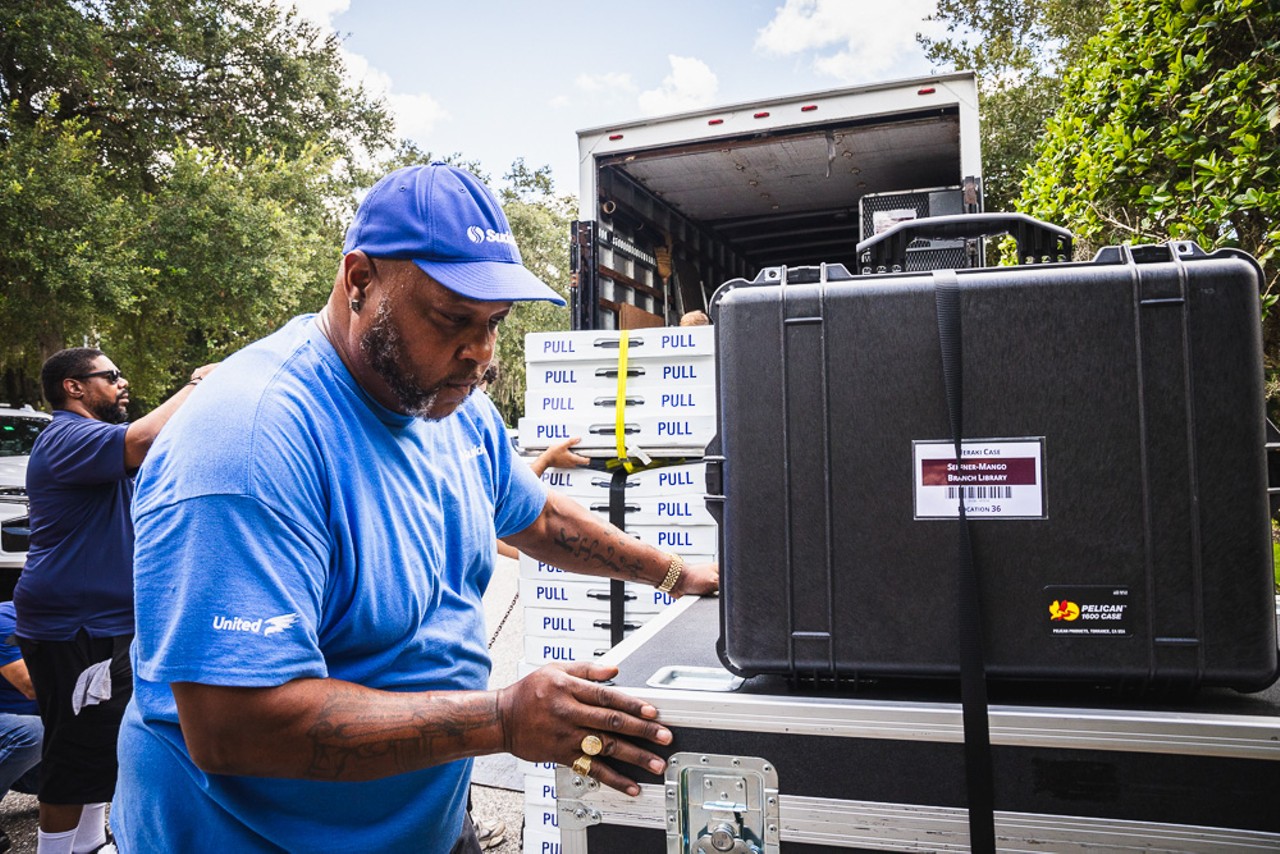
<box><xmin>551</xmin><ymin>526</ymin><xmax>647</xmax><ymax>580</ymax></box>
<box><xmin>305</xmin><ymin>689</ymin><xmax>501</xmax><ymax>779</ymax></box>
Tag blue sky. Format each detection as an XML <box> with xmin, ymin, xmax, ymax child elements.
<box><xmin>293</xmin><ymin>1</ymin><xmax>952</xmax><ymax>196</ymax></box>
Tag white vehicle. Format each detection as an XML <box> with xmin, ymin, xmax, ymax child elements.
<box><xmin>0</xmin><ymin>404</ymin><xmax>51</xmax><ymax>589</ymax></box>
<box><xmin>570</xmin><ymin>71</ymin><xmax>982</xmax><ymax>330</ymax></box>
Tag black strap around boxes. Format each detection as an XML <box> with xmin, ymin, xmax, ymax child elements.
<box><xmin>933</xmin><ymin>269</ymin><xmax>996</xmax><ymax>854</ymax></box>
<box><xmin>608</xmin><ymin>467</ymin><xmax>630</xmax><ymax>648</ymax></box>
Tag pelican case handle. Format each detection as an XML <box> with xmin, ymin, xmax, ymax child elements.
<box><xmin>857</xmin><ymin>212</ymin><xmax>1073</xmax><ymax>273</ymax></box>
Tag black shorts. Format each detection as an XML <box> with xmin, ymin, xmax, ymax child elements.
<box><xmin>450</xmin><ymin>816</ymin><xmax>481</xmax><ymax>854</ymax></box>
<box><xmin>17</xmin><ymin>631</ymin><xmax>133</xmax><ymax>805</ymax></box>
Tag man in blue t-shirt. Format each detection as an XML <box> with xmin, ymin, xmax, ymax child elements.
<box><xmin>111</xmin><ymin>163</ymin><xmax>719</xmax><ymax>854</ymax></box>
<box><xmin>15</xmin><ymin>348</ymin><xmax>214</xmax><ymax>854</ymax></box>
<box><xmin>0</xmin><ymin>600</ymin><xmax>41</xmax><ymax>852</ymax></box>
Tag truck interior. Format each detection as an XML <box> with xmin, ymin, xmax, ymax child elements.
<box><xmin>572</xmin><ymin>105</ymin><xmax>974</xmax><ymax>330</ymax></box>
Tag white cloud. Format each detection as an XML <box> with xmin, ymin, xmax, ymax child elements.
<box><xmin>755</xmin><ymin>0</ymin><xmax>942</xmax><ymax>83</ymax></box>
<box><xmin>284</xmin><ymin>0</ymin><xmax>349</xmax><ymax>28</ymax></box>
<box><xmin>387</xmin><ymin>92</ymin><xmax>450</xmax><ymax>142</ymax></box>
<box><xmin>275</xmin><ymin>1</ymin><xmax>449</xmax><ymax>145</ymax></box>
<box><xmin>637</xmin><ymin>55</ymin><xmax>718</xmax><ymax>117</ymax></box>
<box><xmin>575</xmin><ymin>72</ymin><xmax>638</xmax><ymax>94</ymax></box>
<box><xmin>548</xmin><ymin>94</ymin><xmax>571</xmax><ymax>109</ymax></box>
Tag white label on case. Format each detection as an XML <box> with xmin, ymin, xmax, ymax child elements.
<box><xmin>913</xmin><ymin>438</ymin><xmax>1046</xmax><ymax>519</ymax></box>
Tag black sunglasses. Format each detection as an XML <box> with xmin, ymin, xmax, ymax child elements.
<box><xmin>73</xmin><ymin>369</ymin><xmax>123</xmax><ymax>384</ymax></box>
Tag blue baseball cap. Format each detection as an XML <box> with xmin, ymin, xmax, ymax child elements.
<box><xmin>343</xmin><ymin>163</ymin><xmax>566</xmax><ymax>306</ymax></box>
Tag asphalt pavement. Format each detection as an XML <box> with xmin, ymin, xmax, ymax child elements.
<box><xmin>0</xmin><ymin>554</ymin><xmax>528</xmax><ymax>853</ymax></box>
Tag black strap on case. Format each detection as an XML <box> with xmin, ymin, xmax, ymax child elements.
<box><xmin>933</xmin><ymin>269</ymin><xmax>996</xmax><ymax>853</ymax></box>
<box><xmin>608</xmin><ymin>467</ymin><xmax>630</xmax><ymax>648</ymax></box>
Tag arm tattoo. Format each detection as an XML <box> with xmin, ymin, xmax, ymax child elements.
<box><xmin>305</xmin><ymin>690</ymin><xmax>501</xmax><ymax>779</ymax></box>
<box><xmin>550</xmin><ymin>526</ymin><xmax>647</xmax><ymax>580</ymax></box>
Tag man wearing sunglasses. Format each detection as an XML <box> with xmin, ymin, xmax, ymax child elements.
<box><xmin>13</xmin><ymin>349</ymin><xmax>214</xmax><ymax>854</ymax></box>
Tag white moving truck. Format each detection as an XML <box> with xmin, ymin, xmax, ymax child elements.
<box><xmin>569</xmin><ymin>71</ymin><xmax>982</xmax><ymax>330</ymax></box>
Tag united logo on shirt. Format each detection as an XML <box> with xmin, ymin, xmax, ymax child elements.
<box><xmin>211</xmin><ymin>612</ymin><xmax>300</xmax><ymax>636</ymax></box>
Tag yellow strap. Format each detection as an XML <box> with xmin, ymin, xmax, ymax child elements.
<box><xmin>614</xmin><ymin>331</ymin><xmax>630</xmax><ymax>463</ymax></box>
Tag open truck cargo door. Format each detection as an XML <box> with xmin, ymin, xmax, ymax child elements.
<box><xmin>571</xmin><ymin>71</ymin><xmax>982</xmax><ymax>331</ymax></box>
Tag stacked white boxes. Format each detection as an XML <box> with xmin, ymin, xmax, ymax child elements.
<box><xmin>518</xmin><ymin>326</ymin><xmax>718</xmax><ymax>852</ymax></box>
<box><xmin>518</xmin><ymin>325</ymin><xmax>716</xmax><ymax>455</ymax></box>
<box><xmin>518</xmin><ymin>462</ymin><xmax>715</xmax><ymax>852</ymax></box>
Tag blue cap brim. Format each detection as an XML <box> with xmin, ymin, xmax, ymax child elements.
<box><xmin>414</xmin><ymin>259</ymin><xmax>567</xmax><ymax>306</ymax></box>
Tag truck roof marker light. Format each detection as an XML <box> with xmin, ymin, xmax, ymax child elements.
<box><xmin>708</xmin><ymin>118</ymin><xmax>724</xmax><ymax>126</ymax></box>
<box><xmin>800</xmin><ymin>105</ymin><xmax>818</xmax><ymax>112</ymax></box>
<box><xmin>917</xmin><ymin>87</ymin><xmax>936</xmax><ymax>95</ymax></box>
<box><xmin>608</xmin><ymin>134</ymin><xmax>624</xmax><ymax>141</ymax></box>
<box><xmin>754</xmin><ymin>111</ymin><xmax>770</xmax><ymax>119</ymax></box>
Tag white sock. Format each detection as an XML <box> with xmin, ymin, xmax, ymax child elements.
<box><xmin>37</xmin><ymin>827</ymin><xmax>78</xmax><ymax>854</ymax></box>
<box><xmin>71</xmin><ymin>803</ymin><xmax>107</xmax><ymax>853</ymax></box>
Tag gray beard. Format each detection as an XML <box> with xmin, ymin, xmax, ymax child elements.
<box><xmin>358</xmin><ymin>298</ymin><xmax>462</xmax><ymax>420</ymax></box>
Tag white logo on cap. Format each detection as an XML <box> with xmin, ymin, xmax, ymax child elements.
<box><xmin>465</xmin><ymin>226</ymin><xmax>517</xmax><ymax>246</ymax></box>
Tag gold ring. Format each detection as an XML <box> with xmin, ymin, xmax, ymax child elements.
<box><xmin>580</xmin><ymin>734</ymin><xmax>603</xmax><ymax>756</ymax></box>
<box><xmin>571</xmin><ymin>755</ymin><xmax>592</xmax><ymax>776</ymax></box>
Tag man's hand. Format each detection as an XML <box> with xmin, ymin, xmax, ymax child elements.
<box><xmin>530</xmin><ymin>437</ymin><xmax>590</xmax><ymax>476</ymax></box>
<box><xmin>672</xmin><ymin>561</ymin><xmax>718</xmax><ymax>598</ymax></box>
<box><xmin>507</xmin><ymin>492</ymin><xmax>721</xmax><ymax>597</ymax></box>
<box><xmin>189</xmin><ymin>362</ymin><xmax>220</xmax><ymax>384</ymax></box>
<box><xmin>496</xmin><ymin>662</ymin><xmax>670</xmax><ymax>796</ymax></box>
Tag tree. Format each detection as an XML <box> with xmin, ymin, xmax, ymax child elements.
<box><xmin>0</xmin><ymin>107</ymin><xmax>142</xmax><ymax>384</ymax></box>
<box><xmin>1018</xmin><ymin>0</ymin><xmax>1280</xmax><ymax>402</ymax></box>
<box><xmin>112</xmin><ymin>144</ymin><xmax>345</xmax><ymax>401</ymax></box>
<box><xmin>0</xmin><ymin>0</ymin><xmax>395</xmax><ymax>410</ymax></box>
<box><xmin>919</xmin><ymin>0</ymin><xmax>1110</xmax><ymax>211</ymax></box>
<box><xmin>0</xmin><ymin>0</ymin><xmax>392</xmax><ymax>191</ymax></box>
<box><xmin>0</xmin><ymin>2</ymin><xmax>575</xmax><ymax>420</ymax></box>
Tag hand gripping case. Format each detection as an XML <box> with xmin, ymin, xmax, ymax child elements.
<box><xmin>705</xmin><ymin>241</ymin><xmax>1279</xmax><ymax>691</ymax></box>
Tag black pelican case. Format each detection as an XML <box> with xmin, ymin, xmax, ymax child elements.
<box><xmin>704</xmin><ymin>240</ymin><xmax>1279</xmax><ymax>692</ymax></box>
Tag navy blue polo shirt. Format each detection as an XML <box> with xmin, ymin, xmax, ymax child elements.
<box><xmin>14</xmin><ymin>411</ymin><xmax>134</xmax><ymax>641</ymax></box>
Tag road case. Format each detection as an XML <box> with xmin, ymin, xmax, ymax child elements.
<box><xmin>705</xmin><ymin>241</ymin><xmax>1277</xmax><ymax>690</ymax></box>
<box><xmin>555</xmin><ymin>595</ymin><xmax>1280</xmax><ymax>852</ymax></box>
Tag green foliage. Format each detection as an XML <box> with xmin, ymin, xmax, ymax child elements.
<box><xmin>0</xmin><ymin>106</ymin><xmax>142</xmax><ymax>369</ymax></box>
<box><xmin>1018</xmin><ymin>0</ymin><xmax>1280</xmax><ymax>392</ymax></box>
<box><xmin>0</xmin><ymin>1</ymin><xmax>574</xmax><ymax>420</ymax></box>
<box><xmin>0</xmin><ymin>0</ymin><xmax>394</xmax><ymax>409</ymax></box>
<box><xmin>920</xmin><ymin>0</ymin><xmax>1110</xmax><ymax>210</ymax></box>
<box><xmin>1273</xmin><ymin>535</ymin><xmax>1280</xmax><ymax>592</ymax></box>
<box><xmin>112</xmin><ymin>145</ymin><xmax>344</xmax><ymax>408</ymax></box>
<box><xmin>0</xmin><ymin>0</ymin><xmax>393</xmax><ymax>190</ymax></box>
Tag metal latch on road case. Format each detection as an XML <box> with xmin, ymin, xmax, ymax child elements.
<box><xmin>666</xmin><ymin>753</ymin><xmax>779</xmax><ymax>854</ymax></box>
<box><xmin>752</xmin><ymin>264</ymin><xmax>855</xmax><ymax>286</ymax></box>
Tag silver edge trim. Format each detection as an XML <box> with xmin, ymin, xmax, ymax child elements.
<box><xmin>633</xmin><ymin>689</ymin><xmax>1280</xmax><ymax>759</ymax></box>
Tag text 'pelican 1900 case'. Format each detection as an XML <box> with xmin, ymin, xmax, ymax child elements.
<box><xmin>704</xmin><ymin>241</ymin><xmax>1278</xmax><ymax>691</ymax></box>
